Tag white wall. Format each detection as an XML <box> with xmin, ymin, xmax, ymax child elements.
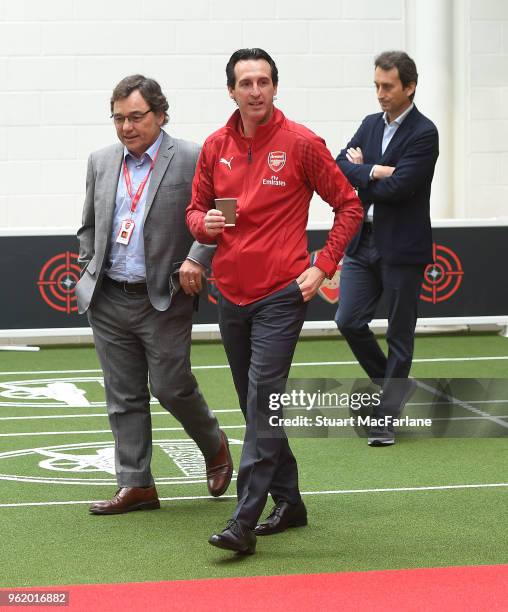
<box><xmin>0</xmin><ymin>0</ymin><xmax>506</xmax><ymax>231</ymax></box>
<box><xmin>468</xmin><ymin>0</ymin><xmax>508</xmax><ymax>218</ymax></box>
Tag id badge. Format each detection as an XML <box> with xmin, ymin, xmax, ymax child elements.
<box><xmin>116</xmin><ymin>219</ymin><xmax>135</xmax><ymax>245</ymax></box>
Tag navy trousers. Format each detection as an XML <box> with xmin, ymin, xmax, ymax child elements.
<box><xmin>335</xmin><ymin>226</ymin><xmax>424</xmax><ymax>418</ymax></box>
<box><xmin>218</xmin><ymin>281</ymin><xmax>308</xmax><ymax>529</ymax></box>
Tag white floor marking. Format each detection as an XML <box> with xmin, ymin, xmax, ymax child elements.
<box><xmin>2</xmin><ymin>403</ymin><xmax>508</xmax><ymax>422</ymax></box>
<box><xmin>3</xmin><ymin>408</ymin><xmax>507</xmax><ymax>434</ymax></box>
<box><xmin>1</xmin><ymin>355</ymin><xmax>508</xmax><ymax>376</ymax></box>
<box><xmin>0</xmin><ymin>482</ymin><xmax>506</xmax><ymax>508</ymax></box>
<box><xmin>416</xmin><ymin>380</ymin><xmax>508</xmax><ymax>430</ymax></box>
<box><xmin>0</xmin><ymin>424</ymin><xmax>246</xmax><ymax>437</ymax></box>
<box><xmin>0</xmin><ymin>409</ymin><xmax>242</xmax><ymax>421</ymax></box>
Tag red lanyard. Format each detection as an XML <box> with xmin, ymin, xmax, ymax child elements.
<box><xmin>122</xmin><ymin>147</ymin><xmax>160</xmax><ymax>214</ymax></box>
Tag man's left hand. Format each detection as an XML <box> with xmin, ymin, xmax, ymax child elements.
<box><xmin>296</xmin><ymin>266</ymin><xmax>326</xmax><ymax>302</ymax></box>
<box><xmin>179</xmin><ymin>259</ymin><xmax>205</xmax><ymax>295</ymax></box>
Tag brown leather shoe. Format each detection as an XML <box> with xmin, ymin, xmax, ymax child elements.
<box><xmin>89</xmin><ymin>486</ymin><xmax>160</xmax><ymax>515</ymax></box>
<box><xmin>205</xmin><ymin>430</ymin><xmax>233</xmax><ymax>497</ymax></box>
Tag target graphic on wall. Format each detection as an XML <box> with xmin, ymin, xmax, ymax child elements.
<box><xmin>420</xmin><ymin>243</ymin><xmax>464</xmax><ymax>304</ymax></box>
<box><xmin>310</xmin><ymin>250</ymin><xmax>343</xmax><ymax>304</ymax></box>
<box><xmin>206</xmin><ymin>274</ymin><xmax>220</xmax><ymax>305</ymax></box>
<box><xmin>37</xmin><ymin>251</ymin><xmax>80</xmax><ymax>314</ymax></box>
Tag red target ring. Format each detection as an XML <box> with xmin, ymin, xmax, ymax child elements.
<box><xmin>420</xmin><ymin>243</ymin><xmax>464</xmax><ymax>303</ymax></box>
<box><xmin>310</xmin><ymin>249</ymin><xmax>342</xmax><ymax>304</ymax></box>
<box><xmin>206</xmin><ymin>274</ymin><xmax>219</xmax><ymax>305</ymax></box>
<box><xmin>37</xmin><ymin>252</ymin><xmax>80</xmax><ymax>313</ymax></box>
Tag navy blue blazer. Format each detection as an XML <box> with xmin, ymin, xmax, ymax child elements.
<box><xmin>336</xmin><ymin>105</ymin><xmax>439</xmax><ymax>265</ymax></box>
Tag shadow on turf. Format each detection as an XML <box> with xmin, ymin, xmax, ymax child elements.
<box><xmin>209</xmin><ymin>552</ymin><xmax>256</xmax><ymax>564</ymax></box>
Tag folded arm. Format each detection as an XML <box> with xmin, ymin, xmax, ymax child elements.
<box><xmin>363</xmin><ymin>128</ymin><xmax>439</xmax><ymax>203</ymax></box>
<box><xmin>336</xmin><ymin>119</ymin><xmax>375</xmax><ymax>189</ymax></box>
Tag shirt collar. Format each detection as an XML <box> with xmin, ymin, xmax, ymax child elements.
<box><xmin>383</xmin><ymin>103</ymin><xmax>414</xmax><ymax>127</ymax></box>
<box><xmin>123</xmin><ymin>129</ymin><xmax>164</xmax><ymax>162</ymax></box>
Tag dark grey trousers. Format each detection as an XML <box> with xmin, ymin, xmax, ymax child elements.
<box><xmin>335</xmin><ymin>227</ymin><xmax>424</xmax><ymax>418</ymax></box>
<box><xmin>218</xmin><ymin>281</ymin><xmax>308</xmax><ymax>529</ymax></box>
<box><xmin>88</xmin><ymin>280</ymin><xmax>220</xmax><ymax>487</ymax></box>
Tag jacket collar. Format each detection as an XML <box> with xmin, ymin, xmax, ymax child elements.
<box><xmin>377</xmin><ymin>105</ymin><xmax>420</xmax><ymax>159</ymax></box>
<box><xmin>143</xmin><ymin>130</ymin><xmax>174</xmax><ymax>222</ymax></box>
<box><xmin>225</xmin><ymin>106</ymin><xmax>285</xmax><ymax>145</ymax></box>
<box><xmin>382</xmin><ymin>102</ymin><xmax>414</xmax><ymax>128</ymax></box>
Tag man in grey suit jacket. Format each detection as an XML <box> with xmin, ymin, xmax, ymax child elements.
<box><xmin>76</xmin><ymin>75</ymin><xmax>232</xmax><ymax>515</ymax></box>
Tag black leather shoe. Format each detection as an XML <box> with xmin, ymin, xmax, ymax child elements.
<box><xmin>208</xmin><ymin>519</ymin><xmax>256</xmax><ymax>555</ymax></box>
<box><xmin>367</xmin><ymin>379</ymin><xmax>418</xmax><ymax>447</ymax></box>
<box><xmin>254</xmin><ymin>501</ymin><xmax>307</xmax><ymax>536</ymax></box>
<box><xmin>367</xmin><ymin>427</ymin><xmax>395</xmax><ymax>446</ymax></box>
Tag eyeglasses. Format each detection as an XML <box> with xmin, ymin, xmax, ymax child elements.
<box><xmin>111</xmin><ymin>109</ymin><xmax>153</xmax><ymax>125</ymax></box>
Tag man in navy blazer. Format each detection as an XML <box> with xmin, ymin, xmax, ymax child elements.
<box><xmin>335</xmin><ymin>51</ymin><xmax>439</xmax><ymax>446</ymax></box>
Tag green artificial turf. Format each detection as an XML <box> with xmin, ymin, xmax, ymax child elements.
<box><xmin>1</xmin><ymin>479</ymin><xmax>506</xmax><ymax>587</ymax></box>
<box><xmin>0</xmin><ymin>333</ymin><xmax>507</xmax><ymax>587</ymax></box>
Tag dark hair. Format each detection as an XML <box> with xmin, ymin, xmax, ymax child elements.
<box><xmin>374</xmin><ymin>51</ymin><xmax>418</xmax><ymax>101</ymax></box>
<box><xmin>226</xmin><ymin>48</ymin><xmax>279</xmax><ymax>88</ymax></box>
<box><xmin>110</xmin><ymin>74</ymin><xmax>169</xmax><ymax>125</ymax></box>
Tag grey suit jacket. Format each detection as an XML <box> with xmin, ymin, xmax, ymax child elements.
<box><xmin>76</xmin><ymin>130</ymin><xmax>214</xmax><ymax>314</ymax></box>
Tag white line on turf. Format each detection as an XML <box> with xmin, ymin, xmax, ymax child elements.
<box><xmin>0</xmin><ymin>412</ymin><xmax>508</xmax><ymax>426</ymax></box>
<box><xmin>0</xmin><ymin>424</ymin><xmax>246</xmax><ymax>437</ymax></box>
<box><xmin>1</xmin><ymin>355</ymin><xmax>508</xmax><ymax>376</ymax></box>
<box><xmin>1</xmin><ymin>403</ymin><xmax>508</xmax><ymax>422</ymax></box>
<box><xmin>416</xmin><ymin>380</ymin><xmax>508</xmax><ymax>429</ymax></box>
<box><xmin>0</xmin><ymin>482</ymin><xmax>506</xmax><ymax>508</ymax></box>
<box><xmin>0</xmin><ymin>409</ymin><xmax>242</xmax><ymax>421</ymax></box>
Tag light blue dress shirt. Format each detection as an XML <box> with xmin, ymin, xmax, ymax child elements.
<box><xmin>381</xmin><ymin>103</ymin><xmax>414</xmax><ymax>155</ymax></box>
<box><xmin>366</xmin><ymin>103</ymin><xmax>414</xmax><ymax>221</ymax></box>
<box><xmin>106</xmin><ymin>130</ymin><xmax>164</xmax><ymax>282</ymax></box>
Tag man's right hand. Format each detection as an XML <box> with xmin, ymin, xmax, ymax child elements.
<box><xmin>346</xmin><ymin>147</ymin><xmax>364</xmax><ymax>164</ymax></box>
<box><xmin>372</xmin><ymin>165</ymin><xmax>395</xmax><ymax>179</ymax></box>
<box><xmin>204</xmin><ymin>209</ymin><xmax>226</xmax><ymax>237</ymax></box>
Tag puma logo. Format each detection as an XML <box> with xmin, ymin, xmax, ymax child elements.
<box><xmin>219</xmin><ymin>156</ymin><xmax>234</xmax><ymax>170</ymax></box>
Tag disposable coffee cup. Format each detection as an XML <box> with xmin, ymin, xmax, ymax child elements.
<box><xmin>215</xmin><ymin>198</ymin><xmax>237</xmax><ymax>227</ymax></box>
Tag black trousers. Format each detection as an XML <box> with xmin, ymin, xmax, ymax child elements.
<box><xmin>335</xmin><ymin>227</ymin><xmax>424</xmax><ymax>418</ymax></box>
<box><xmin>218</xmin><ymin>281</ymin><xmax>308</xmax><ymax>529</ymax></box>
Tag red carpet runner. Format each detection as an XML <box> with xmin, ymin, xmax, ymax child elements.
<box><xmin>3</xmin><ymin>564</ymin><xmax>507</xmax><ymax>611</ymax></box>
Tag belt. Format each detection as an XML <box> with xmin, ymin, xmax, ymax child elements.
<box><xmin>362</xmin><ymin>222</ymin><xmax>374</xmax><ymax>234</ymax></box>
<box><xmin>105</xmin><ymin>277</ymin><xmax>148</xmax><ymax>295</ymax></box>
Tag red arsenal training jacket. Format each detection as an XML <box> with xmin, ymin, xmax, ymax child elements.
<box><xmin>186</xmin><ymin>107</ymin><xmax>362</xmax><ymax>305</ymax></box>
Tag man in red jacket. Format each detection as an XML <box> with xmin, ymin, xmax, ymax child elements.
<box><xmin>187</xmin><ymin>48</ymin><xmax>362</xmax><ymax>555</ymax></box>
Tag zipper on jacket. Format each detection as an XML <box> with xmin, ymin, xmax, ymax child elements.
<box><xmin>236</xmin><ymin>141</ymin><xmax>253</xmax><ymax>301</ymax></box>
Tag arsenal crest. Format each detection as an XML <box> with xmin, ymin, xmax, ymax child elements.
<box><xmin>267</xmin><ymin>151</ymin><xmax>286</xmax><ymax>173</ymax></box>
